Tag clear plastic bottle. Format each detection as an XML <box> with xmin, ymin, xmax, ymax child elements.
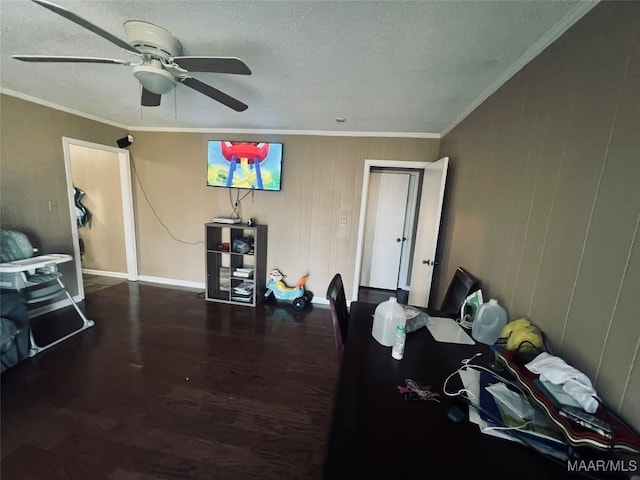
<box><xmin>471</xmin><ymin>299</ymin><xmax>507</xmax><ymax>345</ymax></box>
<box><xmin>391</xmin><ymin>325</ymin><xmax>407</xmax><ymax>360</ymax></box>
<box><xmin>372</xmin><ymin>296</ymin><xmax>406</xmax><ymax>347</ymax></box>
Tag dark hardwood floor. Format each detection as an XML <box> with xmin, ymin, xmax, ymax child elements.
<box><xmin>358</xmin><ymin>287</ymin><xmax>409</xmax><ymax>305</ymax></box>
<box><xmin>82</xmin><ymin>273</ymin><xmax>127</xmax><ymax>295</ymax></box>
<box><xmin>1</xmin><ymin>282</ymin><xmax>338</xmax><ymax>479</ymax></box>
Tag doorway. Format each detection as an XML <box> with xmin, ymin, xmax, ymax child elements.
<box><xmin>359</xmin><ymin>169</ymin><xmax>419</xmax><ymax>291</ymax></box>
<box><xmin>353</xmin><ymin>158</ymin><xmax>449</xmax><ymax>307</ymax></box>
<box><xmin>62</xmin><ymin>138</ymin><xmax>138</xmax><ymax>299</ymax></box>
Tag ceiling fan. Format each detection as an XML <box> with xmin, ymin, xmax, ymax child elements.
<box><xmin>12</xmin><ymin>0</ymin><xmax>251</xmax><ymax>111</ymax></box>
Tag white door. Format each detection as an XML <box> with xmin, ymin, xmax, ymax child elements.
<box><xmin>360</xmin><ymin>171</ymin><xmax>410</xmax><ymax>290</ymax></box>
<box><xmin>408</xmin><ymin>157</ymin><xmax>449</xmax><ymax>307</ymax></box>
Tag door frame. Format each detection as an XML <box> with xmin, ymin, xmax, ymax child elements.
<box><xmin>62</xmin><ymin>137</ymin><xmax>139</xmax><ymax>299</ymax></box>
<box><xmin>352</xmin><ymin>159</ymin><xmax>430</xmax><ymax>302</ymax></box>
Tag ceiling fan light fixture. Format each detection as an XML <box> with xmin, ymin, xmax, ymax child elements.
<box><xmin>133</xmin><ymin>64</ymin><xmax>177</xmax><ymax>94</ymax></box>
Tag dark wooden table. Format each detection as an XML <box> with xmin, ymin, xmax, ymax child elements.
<box><xmin>322</xmin><ymin>301</ymin><xmax>575</xmax><ymax>479</ymax></box>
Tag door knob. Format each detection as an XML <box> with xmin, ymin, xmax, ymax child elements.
<box><xmin>396</xmin><ymin>238</ymin><xmax>401</xmax><ymax>243</ymax></box>
<box><xmin>422</xmin><ymin>259</ymin><xmax>438</xmax><ymax>266</ymax></box>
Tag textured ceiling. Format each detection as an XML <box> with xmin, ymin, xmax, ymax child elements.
<box><xmin>0</xmin><ymin>0</ymin><xmax>596</xmax><ymax>135</ymax></box>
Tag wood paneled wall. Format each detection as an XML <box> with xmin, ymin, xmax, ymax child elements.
<box><xmin>0</xmin><ymin>95</ymin><xmax>439</xmax><ymax>300</ymax></box>
<box><xmin>128</xmin><ymin>133</ymin><xmax>440</xmax><ymax>296</ymax></box>
<box><xmin>437</xmin><ymin>2</ymin><xmax>640</xmax><ymax>429</ymax></box>
<box><xmin>0</xmin><ymin>94</ymin><xmax>128</xmax><ymax>296</ymax></box>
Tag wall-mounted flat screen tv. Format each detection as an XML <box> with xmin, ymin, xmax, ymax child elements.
<box><xmin>207</xmin><ymin>141</ymin><xmax>283</xmax><ymax>191</ymax></box>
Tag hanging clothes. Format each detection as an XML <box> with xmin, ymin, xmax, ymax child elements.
<box><xmin>74</xmin><ymin>186</ymin><xmax>92</xmax><ymax>228</ymax></box>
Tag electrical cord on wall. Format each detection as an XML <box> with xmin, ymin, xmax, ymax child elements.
<box><xmin>129</xmin><ymin>154</ymin><xmax>203</xmax><ymax>246</ymax></box>
<box><xmin>228</xmin><ymin>188</ymin><xmax>254</xmax><ymax>219</ymax></box>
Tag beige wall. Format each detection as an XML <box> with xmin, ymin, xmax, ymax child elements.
<box><xmin>0</xmin><ymin>92</ymin><xmax>440</xmax><ymax>298</ymax></box>
<box><xmin>437</xmin><ymin>2</ymin><xmax>640</xmax><ymax>429</ymax></box>
<box><xmin>70</xmin><ymin>144</ymin><xmax>127</xmax><ymax>273</ymax></box>
<box><xmin>0</xmin><ymin>94</ymin><xmax>128</xmax><ymax>296</ymax></box>
<box><xmin>128</xmin><ymin>133</ymin><xmax>440</xmax><ymax>294</ymax></box>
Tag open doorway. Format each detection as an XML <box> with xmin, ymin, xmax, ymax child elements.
<box><xmin>359</xmin><ymin>168</ymin><xmax>420</xmax><ymax>301</ymax></box>
<box><xmin>62</xmin><ymin>138</ymin><xmax>138</xmax><ymax>299</ymax></box>
<box><xmin>353</xmin><ymin>158</ymin><xmax>449</xmax><ymax>307</ymax></box>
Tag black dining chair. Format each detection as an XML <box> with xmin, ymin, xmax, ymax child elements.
<box><xmin>428</xmin><ymin>266</ymin><xmax>481</xmax><ymax>319</ymax></box>
<box><xmin>326</xmin><ymin>273</ymin><xmax>349</xmax><ymax>361</ymax></box>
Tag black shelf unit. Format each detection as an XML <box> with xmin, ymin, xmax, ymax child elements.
<box><xmin>205</xmin><ymin>223</ymin><xmax>267</xmax><ymax>307</ymax></box>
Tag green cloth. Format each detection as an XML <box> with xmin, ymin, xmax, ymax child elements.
<box><xmin>0</xmin><ymin>230</ymin><xmax>34</xmax><ymax>262</ymax></box>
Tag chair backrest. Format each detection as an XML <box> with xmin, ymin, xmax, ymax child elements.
<box><xmin>328</xmin><ymin>301</ymin><xmax>345</xmax><ymax>364</ymax></box>
<box><xmin>438</xmin><ymin>267</ymin><xmax>480</xmax><ymax>317</ymax></box>
<box><xmin>326</xmin><ymin>273</ymin><xmax>349</xmax><ymax>345</ymax></box>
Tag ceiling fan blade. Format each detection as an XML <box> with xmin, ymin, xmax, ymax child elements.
<box><xmin>172</xmin><ymin>57</ymin><xmax>251</xmax><ymax>75</ymax></box>
<box><xmin>141</xmin><ymin>88</ymin><xmax>162</xmax><ymax>107</ymax></box>
<box><xmin>181</xmin><ymin>77</ymin><xmax>248</xmax><ymax>112</ymax></box>
<box><xmin>31</xmin><ymin>0</ymin><xmax>142</xmax><ymax>55</ymax></box>
<box><xmin>12</xmin><ymin>55</ymin><xmax>131</xmax><ymax>65</ymax></box>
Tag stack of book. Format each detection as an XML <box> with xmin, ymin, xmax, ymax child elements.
<box><xmin>232</xmin><ymin>281</ymin><xmax>254</xmax><ymax>302</ymax></box>
<box><xmin>233</xmin><ymin>267</ymin><xmax>254</xmax><ymax>278</ymax></box>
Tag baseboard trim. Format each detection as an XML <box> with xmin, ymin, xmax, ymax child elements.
<box><xmin>137</xmin><ymin>275</ymin><xmax>205</xmax><ymax>290</ymax></box>
<box><xmin>82</xmin><ymin>269</ymin><xmax>128</xmax><ymax>279</ymax></box>
<box><xmin>108</xmin><ymin>274</ymin><xmax>329</xmax><ymax>304</ymax></box>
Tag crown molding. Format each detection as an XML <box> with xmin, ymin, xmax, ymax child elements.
<box><xmin>128</xmin><ymin>126</ymin><xmax>440</xmax><ymax>139</ymax></box>
<box><xmin>1</xmin><ymin>89</ymin><xmax>439</xmax><ymax>139</ymax></box>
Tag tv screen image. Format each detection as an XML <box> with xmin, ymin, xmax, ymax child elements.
<box><xmin>207</xmin><ymin>141</ymin><xmax>283</xmax><ymax>191</ymax></box>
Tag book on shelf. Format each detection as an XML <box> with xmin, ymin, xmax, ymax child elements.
<box><xmin>233</xmin><ymin>269</ymin><xmax>254</xmax><ymax>278</ymax></box>
<box><xmin>231</xmin><ymin>294</ymin><xmax>253</xmax><ymax>302</ymax></box>
<box><xmin>233</xmin><ymin>282</ymin><xmax>254</xmax><ymax>295</ymax></box>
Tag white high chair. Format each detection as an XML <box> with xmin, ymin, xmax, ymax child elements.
<box><xmin>0</xmin><ymin>230</ymin><xmax>94</xmax><ymax>356</ymax></box>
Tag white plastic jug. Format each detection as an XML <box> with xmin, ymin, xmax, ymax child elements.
<box><xmin>471</xmin><ymin>299</ymin><xmax>507</xmax><ymax>345</ymax></box>
<box><xmin>372</xmin><ymin>297</ymin><xmax>406</xmax><ymax>347</ymax></box>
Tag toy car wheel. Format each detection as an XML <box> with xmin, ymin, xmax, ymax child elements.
<box><xmin>293</xmin><ymin>297</ymin><xmax>306</xmax><ymax>311</ymax></box>
<box><xmin>303</xmin><ymin>292</ymin><xmax>313</xmax><ymax>303</ymax></box>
